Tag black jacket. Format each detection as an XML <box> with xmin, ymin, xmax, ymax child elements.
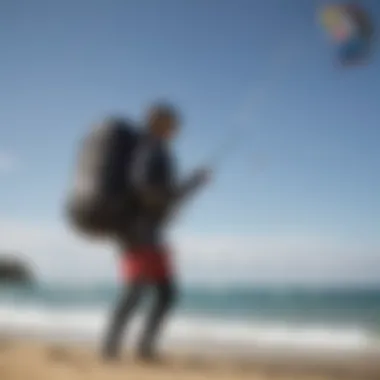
<box><xmin>127</xmin><ymin>134</ymin><xmax>201</xmax><ymax>247</ymax></box>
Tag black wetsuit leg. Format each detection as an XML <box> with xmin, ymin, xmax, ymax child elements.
<box><xmin>102</xmin><ymin>280</ymin><xmax>145</xmax><ymax>359</ymax></box>
<box><xmin>138</xmin><ymin>279</ymin><xmax>177</xmax><ymax>359</ymax></box>
<box><xmin>102</xmin><ymin>278</ymin><xmax>176</xmax><ymax>360</ymax></box>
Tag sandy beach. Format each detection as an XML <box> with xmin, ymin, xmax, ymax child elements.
<box><xmin>0</xmin><ymin>339</ymin><xmax>379</xmax><ymax>380</ymax></box>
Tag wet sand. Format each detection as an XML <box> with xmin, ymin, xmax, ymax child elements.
<box><xmin>0</xmin><ymin>339</ymin><xmax>379</xmax><ymax>380</ymax></box>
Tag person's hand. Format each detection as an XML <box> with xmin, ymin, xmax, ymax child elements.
<box><xmin>175</xmin><ymin>167</ymin><xmax>212</xmax><ymax>204</ymax></box>
<box><xmin>192</xmin><ymin>167</ymin><xmax>212</xmax><ymax>187</ymax></box>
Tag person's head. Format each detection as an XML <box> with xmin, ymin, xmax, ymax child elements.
<box><xmin>145</xmin><ymin>102</ymin><xmax>181</xmax><ymax>141</ymax></box>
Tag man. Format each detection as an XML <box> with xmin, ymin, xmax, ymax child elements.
<box><xmin>102</xmin><ymin>103</ymin><xmax>210</xmax><ymax>361</ymax></box>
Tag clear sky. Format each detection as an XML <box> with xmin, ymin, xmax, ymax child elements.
<box><xmin>0</xmin><ymin>0</ymin><xmax>379</xmax><ymax>284</ymax></box>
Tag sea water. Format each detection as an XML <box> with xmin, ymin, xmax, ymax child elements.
<box><xmin>0</xmin><ymin>283</ymin><xmax>379</xmax><ymax>355</ymax></box>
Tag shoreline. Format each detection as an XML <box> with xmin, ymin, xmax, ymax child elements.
<box><xmin>1</xmin><ymin>304</ymin><xmax>380</xmax><ymax>379</ymax></box>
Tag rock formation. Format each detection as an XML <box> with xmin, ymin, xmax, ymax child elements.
<box><xmin>0</xmin><ymin>254</ymin><xmax>34</xmax><ymax>285</ymax></box>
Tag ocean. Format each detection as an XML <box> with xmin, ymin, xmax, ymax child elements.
<box><xmin>0</xmin><ymin>283</ymin><xmax>379</xmax><ymax>355</ymax></box>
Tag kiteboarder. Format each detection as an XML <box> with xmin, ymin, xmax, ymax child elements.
<box><xmin>102</xmin><ymin>103</ymin><xmax>211</xmax><ymax>361</ymax></box>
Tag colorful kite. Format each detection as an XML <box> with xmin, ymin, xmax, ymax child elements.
<box><xmin>320</xmin><ymin>3</ymin><xmax>374</xmax><ymax>66</ymax></box>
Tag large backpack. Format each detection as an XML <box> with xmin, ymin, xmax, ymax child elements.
<box><xmin>65</xmin><ymin>117</ymin><xmax>140</xmax><ymax>238</ymax></box>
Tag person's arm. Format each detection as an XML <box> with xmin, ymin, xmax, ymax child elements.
<box><xmin>162</xmin><ymin>169</ymin><xmax>210</xmax><ymax>225</ymax></box>
<box><xmin>130</xmin><ymin>143</ymin><xmax>209</xmax><ymax>209</ymax></box>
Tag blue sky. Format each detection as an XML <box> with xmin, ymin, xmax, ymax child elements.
<box><xmin>0</xmin><ymin>0</ymin><xmax>379</xmax><ymax>283</ymax></box>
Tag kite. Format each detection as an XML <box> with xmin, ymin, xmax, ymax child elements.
<box><xmin>320</xmin><ymin>3</ymin><xmax>374</xmax><ymax>66</ymax></box>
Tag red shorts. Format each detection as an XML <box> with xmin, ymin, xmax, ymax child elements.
<box><xmin>120</xmin><ymin>246</ymin><xmax>173</xmax><ymax>282</ymax></box>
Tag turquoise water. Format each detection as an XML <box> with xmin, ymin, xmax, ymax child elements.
<box><xmin>1</xmin><ymin>283</ymin><xmax>379</xmax><ymax>332</ymax></box>
<box><xmin>0</xmin><ymin>283</ymin><xmax>379</xmax><ymax>354</ymax></box>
